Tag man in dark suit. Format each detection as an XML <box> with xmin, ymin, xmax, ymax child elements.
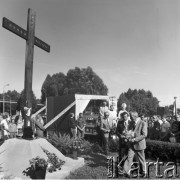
<box><xmin>116</xmin><ymin>111</ymin><xmax>130</xmax><ymax>160</ymax></box>
<box><xmin>123</xmin><ymin>111</ymin><xmax>147</xmax><ymax>178</ymax></box>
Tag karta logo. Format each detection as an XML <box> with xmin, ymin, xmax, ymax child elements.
<box><xmin>107</xmin><ymin>156</ymin><xmax>179</xmax><ymax>178</ymax></box>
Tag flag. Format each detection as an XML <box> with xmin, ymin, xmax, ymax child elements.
<box><xmin>173</xmin><ymin>100</ymin><xmax>177</xmax><ymax>119</ymax></box>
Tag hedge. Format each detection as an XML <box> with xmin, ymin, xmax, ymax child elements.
<box><xmin>145</xmin><ymin>139</ymin><xmax>180</xmax><ymax>162</ymax></box>
<box><xmin>108</xmin><ymin>139</ymin><xmax>180</xmax><ymax>163</ymax></box>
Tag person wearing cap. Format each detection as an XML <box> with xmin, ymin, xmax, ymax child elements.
<box><xmin>100</xmin><ymin>111</ymin><xmax>111</xmax><ymax>155</ymax></box>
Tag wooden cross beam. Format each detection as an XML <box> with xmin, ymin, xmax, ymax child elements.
<box><xmin>2</xmin><ymin>8</ymin><xmax>50</xmax><ymax>131</ymax></box>
<box><xmin>2</xmin><ymin>14</ymin><xmax>50</xmax><ymax>52</ymax></box>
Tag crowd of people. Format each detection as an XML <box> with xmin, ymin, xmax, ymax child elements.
<box><xmin>0</xmin><ymin>111</ymin><xmax>46</xmax><ymax>142</ymax></box>
<box><xmin>1</xmin><ymin>101</ymin><xmax>180</xmax><ymax>178</ymax></box>
<box><xmin>97</xmin><ymin>101</ymin><xmax>180</xmax><ymax>177</ymax></box>
<box><xmin>146</xmin><ymin>115</ymin><xmax>180</xmax><ymax>143</ymax></box>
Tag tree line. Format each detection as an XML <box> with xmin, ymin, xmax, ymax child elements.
<box><xmin>1</xmin><ymin>66</ymin><xmax>174</xmax><ymax>116</ymax></box>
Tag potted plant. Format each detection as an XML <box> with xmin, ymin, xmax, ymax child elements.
<box><xmin>29</xmin><ymin>156</ymin><xmax>48</xmax><ymax>179</ymax></box>
<box><xmin>72</xmin><ymin>139</ymin><xmax>82</xmax><ymax>159</ymax></box>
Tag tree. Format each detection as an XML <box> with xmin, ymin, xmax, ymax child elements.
<box><xmin>118</xmin><ymin>89</ymin><xmax>159</xmax><ymax>116</ymax></box>
<box><xmin>41</xmin><ymin>66</ymin><xmax>108</xmax><ymax>102</ymax></box>
<box><xmin>0</xmin><ymin>90</ymin><xmax>20</xmax><ymax>115</ymax></box>
<box><xmin>17</xmin><ymin>90</ymin><xmax>37</xmax><ymax>118</ymax></box>
<box><xmin>41</xmin><ymin>73</ymin><xmax>66</xmax><ymax>103</ymax></box>
<box><xmin>66</xmin><ymin>67</ymin><xmax>108</xmax><ymax>95</ymax></box>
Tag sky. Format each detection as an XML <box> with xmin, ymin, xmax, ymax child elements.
<box><xmin>0</xmin><ymin>0</ymin><xmax>180</xmax><ymax>107</ymax></box>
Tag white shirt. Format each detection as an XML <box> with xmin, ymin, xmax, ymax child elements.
<box><xmin>134</xmin><ymin>117</ymin><xmax>141</xmax><ymax>127</ymax></box>
<box><xmin>1</xmin><ymin>119</ymin><xmax>9</xmax><ymax>136</ymax></box>
<box><xmin>99</xmin><ymin>106</ymin><xmax>109</xmax><ymax>117</ymax></box>
<box><xmin>109</xmin><ymin>110</ymin><xmax>117</xmax><ymax>126</ymax></box>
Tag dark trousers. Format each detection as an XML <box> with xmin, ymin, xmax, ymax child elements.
<box><xmin>77</xmin><ymin>129</ymin><xmax>85</xmax><ymax>138</ymax></box>
<box><xmin>102</xmin><ymin>133</ymin><xmax>109</xmax><ymax>153</ymax></box>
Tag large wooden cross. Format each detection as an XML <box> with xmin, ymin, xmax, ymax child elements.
<box><xmin>2</xmin><ymin>8</ymin><xmax>50</xmax><ymax>130</ymax></box>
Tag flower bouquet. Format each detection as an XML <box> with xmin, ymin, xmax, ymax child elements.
<box><xmin>122</xmin><ymin>130</ymin><xmax>135</xmax><ymax>145</ymax></box>
<box><xmin>29</xmin><ymin>156</ymin><xmax>48</xmax><ymax>179</ymax></box>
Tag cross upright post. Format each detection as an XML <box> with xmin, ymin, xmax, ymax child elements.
<box><xmin>24</xmin><ymin>8</ymin><xmax>36</xmax><ymax>128</ymax></box>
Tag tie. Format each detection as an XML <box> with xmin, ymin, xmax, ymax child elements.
<box><xmin>134</xmin><ymin>121</ymin><xmax>137</xmax><ymax>130</ymax></box>
<box><xmin>124</xmin><ymin>121</ymin><xmax>128</xmax><ymax>131</ymax></box>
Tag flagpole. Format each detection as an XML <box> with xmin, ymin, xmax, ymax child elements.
<box><xmin>174</xmin><ymin>97</ymin><xmax>177</xmax><ymax>120</ymax></box>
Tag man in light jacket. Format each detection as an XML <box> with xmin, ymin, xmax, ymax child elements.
<box><xmin>123</xmin><ymin>111</ymin><xmax>147</xmax><ymax>178</ymax></box>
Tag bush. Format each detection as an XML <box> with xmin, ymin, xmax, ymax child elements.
<box><xmin>145</xmin><ymin>139</ymin><xmax>180</xmax><ymax>162</ymax></box>
<box><xmin>80</xmin><ymin>139</ymin><xmax>93</xmax><ymax>154</ymax></box>
<box><xmin>91</xmin><ymin>142</ymin><xmax>104</xmax><ymax>154</ymax></box>
<box><xmin>48</xmin><ymin>133</ymin><xmax>93</xmax><ymax>155</ymax></box>
<box><xmin>48</xmin><ymin>133</ymin><xmax>75</xmax><ymax>155</ymax></box>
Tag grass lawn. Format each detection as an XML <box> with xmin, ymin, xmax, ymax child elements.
<box><xmin>65</xmin><ymin>152</ymin><xmax>180</xmax><ymax>179</ymax></box>
<box><xmin>65</xmin><ymin>152</ymin><xmax>108</xmax><ymax>179</ymax></box>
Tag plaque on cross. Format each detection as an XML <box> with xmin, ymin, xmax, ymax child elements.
<box><xmin>2</xmin><ymin>8</ymin><xmax>50</xmax><ymax>138</ymax></box>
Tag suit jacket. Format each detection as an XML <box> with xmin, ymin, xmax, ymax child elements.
<box><xmin>116</xmin><ymin>120</ymin><xmax>131</xmax><ymax>147</ymax></box>
<box><xmin>133</xmin><ymin>119</ymin><xmax>147</xmax><ymax>150</ymax></box>
<box><xmin>100</xmin><ymin>117</ymin><xmax>110</xmax><ymax>133</ymax></box>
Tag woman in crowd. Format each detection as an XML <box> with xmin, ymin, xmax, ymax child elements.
<box><xmin>1</xmin><ymin>114</ymin><xmax>10</xmax><ymax>140</ymax></box>
<box><xmin>8</xmin><ymin>118</ymin><xmax>17</xmax><ymax>138</ymax></box>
